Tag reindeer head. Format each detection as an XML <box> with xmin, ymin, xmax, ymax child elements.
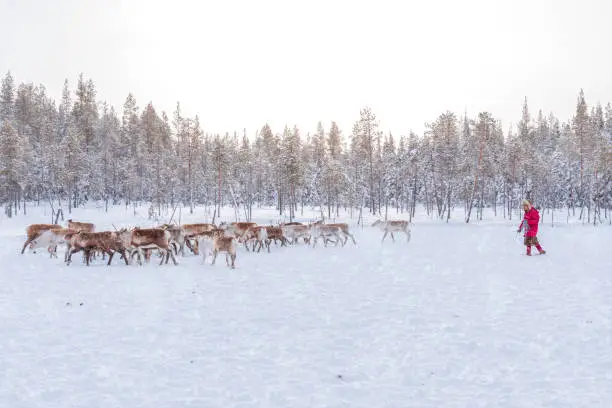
<box><xmin>114</xmin><ymin>229</ymin><xmax>132</xmax><ymax>246</ymax></box>
<box><xmin>371</xmin><ymin>219</ymin><xmax>383</xmax><ymax>227</ymax></box>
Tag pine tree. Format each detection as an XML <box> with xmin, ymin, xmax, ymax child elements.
<box><xmin>428</xmin><ymin>111</ymin><xmax>459</xmax><ymax>221</ymax></box>
<box><xmin>573</xmin><ymin>90</ymin><xmax>590</xmax><ymax>208</ymax></box>
<box><xmin>0</xmin><ymin>121</ymin><xmax>24</xmax><ymax>216</ymax></box>
<box><xmin>353</xmin><ymin>107</ymin><xmax>381</xmax><ymax>214</ymax></box>
<box><xmin>325</xmin><ymin>121</ymin><xmax>343</xmax><ymax>217</ymax></box>
<box><xmin>121</xmin><ymin>93</ymin><xmax>141</xmax><ymax>205</ymax></box>
<box><xmin>0</xmin><ymin>71</ymin><xmax>14</xmax><ymax>122</ymax></box>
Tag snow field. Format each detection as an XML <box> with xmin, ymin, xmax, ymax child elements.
<box><xmin>0</xmin><ymin>204</ymin><xmax>611</xmax><ymax>407</ymax></box>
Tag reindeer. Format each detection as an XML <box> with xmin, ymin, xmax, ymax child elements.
<box><xmin>21</xmin><ymin>224</ymin><xmax>61</xmax><ymax>254</ymax></box>
<box><xmin>244</xmin><ymin>226</ymin><xmax>269</xmax><ymax>253</ymax></box>
<box><xmin>129</xmin><ymin>228</ymin><xmax>178</xmax><ymax>266</ymax></box>
<box><xmin>158</xmin><ymin>224</ymin><xmax>186</xmax><ymax>255</ymax></box>
<box><xmin>65</xmin><ymin>219</ymin><xmax>100</xmax><ymax>260</ymax></box>
<box><xmin>211</xmin><ymin>234</ymin><xmax>237</xmax><ymax>268</ymax></box>
<box><xmin>371</xmin><ymin>219</ymin><xmax>411</xmax><ymax>243</ymax></box>
<box><xmin>309</xmin><ymin>223</ymin><xmax>343</xmax><ymax>248</ymax></box>
<box><xmin>280</xmin><ymin>224</ymin><xmax>310</xmax><ymax>245</ymax></box>
<box><xmin>65</xmin><ymin>231</ymin><xmax>129</xmax><ymax>266</ymax></box>
<box><xmin>313</xmin><ymin>220</ymin><xmax>356</xmax><ymax>246</ymax></box>
<box><xmin>197</xmin><ymin>229</ymin><xmax>223</xmax><ymax>264</ymax></box>
<box><xmin>179</xmin><ymin>223</ymin><xmax>217</xmax><ymax>255</ymax></box>
<box><xmin>67</xmin><ymin>219</ymin><xmax>95</xmax><ymax>232</ymax></box>
<box><xmin>265</xmin><ymin>226</ymin><xmax>288</xmax><ymax>247</ymax></box>
<box><xmin>29</xmin><ymin>227</ymin><xmax>77</xmax><ymax>258</ymax></box>
<box><xmin>219</xmin><ymin>222</ymin><xmax>257</xmax><ymax>250</ymax></box>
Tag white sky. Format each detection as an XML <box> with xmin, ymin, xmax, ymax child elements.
<box><xmin>1</xmin><ymin>0</ymin><xmax>611</xmax><ymax>136</ymax></box>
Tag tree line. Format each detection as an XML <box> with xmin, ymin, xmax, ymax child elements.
<box><xmin>0</xmin><ymin>72</ymin><xmax>610</xmax><ymax>224</ymax></box>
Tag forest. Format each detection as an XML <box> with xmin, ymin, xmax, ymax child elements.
<box><xmin>0</xmin><ymin>72</ymin><xmax>610</xmax><ymax>224</ymax></box>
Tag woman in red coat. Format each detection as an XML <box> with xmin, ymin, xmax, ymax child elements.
<box><xmin>518</xmin><ymin>199</ymin><xmax>546</xmax><ymax>256</ymax></box>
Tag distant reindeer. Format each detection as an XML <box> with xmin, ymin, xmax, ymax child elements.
<box><xmin>21</xmin><ymin>224</ymin><xmax>61</xmax><ymax>254</ymax></box>
<box><xmin>309</xmin><ymin>223</ymin><xmax>343</xmax><ymax>248</ymax></box>
<box><xmin>372</xmin><ymin>220</ymin><xmax>411</xmax><ymax>243</ymax></box>
<box><xmin>219</xmin><ymin>222</ymin><xmax>257</xmax><ymax>251</ymax></box>
<box><xmin>67</xmin><ymin>219</ymin><xmax>95</xmax><ymax>232</ymax></box>
<box><xmin>29</xmin><ymin>227</ymin><xmax>77</xmax><ymax>258</ymax></box>
<box><xmin>199</xmin><ymin>230</ymin><xmax>237</xmax><ymax>268</ymax></box>
<box><xmin>313</xmin><ymin>219</ymin><xmax>357</xmax><ymax>246</ymax></box>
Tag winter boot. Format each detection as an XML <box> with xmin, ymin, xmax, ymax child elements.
<box><xmin>536</xmin><ymin>244</ymin><xmax>546</xmax><ymax>255</ymax></box>
<box><xmin>526</xmin><ymin>246</ymin><xmax>532</xmax><ymax>256</ymax></box>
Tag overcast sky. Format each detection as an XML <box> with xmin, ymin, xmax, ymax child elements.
<box><xmin>1</xmin><ymin>0</ymin><xmax>611</xmax><ymax>136</ymax></box>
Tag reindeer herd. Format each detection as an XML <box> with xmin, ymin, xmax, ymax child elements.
<box><xmin>19</xmin><ymin>217</ymin><xmax>411</xmax><ymax>269</ymax></box>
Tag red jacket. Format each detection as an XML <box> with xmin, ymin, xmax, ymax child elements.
<box><xmin>519</xmin><ymin>207</ymin><xmax>540</xmax><ymax>237</ymax></box>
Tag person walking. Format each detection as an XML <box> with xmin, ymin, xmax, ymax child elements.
<box><xmin>518</xmin><ymin>199</ymin><xmax>546</xmax><ymax>256</ymax></box>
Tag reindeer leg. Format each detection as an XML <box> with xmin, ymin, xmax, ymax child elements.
<box><xmin>130</xmin><ymin>249</ymin><xmax>138</xmax><ymax>265</ymax></box>
<box><xmin>49</xmin><ymin>245</ymin><xmax>59</xmax><ymax>258</ymax></box>
<box><xmin>137</xmin><ymin>248</ymin><xmax>144</xmax><ymax>266</ymax></box>
<box><xmin>231</xmin><ymin>252</ymin><xmax>236</xmax><ymax>269</ymax></box>
<box><xmin>65</xmin><ymin>247</ymin><xmax>78</xmax><ymax>265</ymax></box>
<box><xmin>21</xmin><ymin>236</ymin><xmax>36</xmax><ymax>254</ymax></box>
<box><xmin>167</xmin><ymin>247</ymin><xmax>176</xmax><ymax>265</ymax></box>
<box><xmin>120</xmin><ymin>250</ymin><xmax>129</xmax><ymax>265</ymax></box>
<box><xmin>381</xmin><ymin>231</ymin><xmax>388</xmax><ymax>243</ymax></box>
<box><xmin>391</xmin><ymin>232</ymin><xmax>395</xmax><ymax>243</ymax></box>
<box><xmin>84</xmin><ymin>248</ymin><xmax>91</xmax><ymax>266</ymax></box>
<box><xmin>211</xmin><ymin>250</ymin><xmax>218</xmax><ymax>265</ymax></box>
<box><xmin>405</xmin><ymin>229</ymin><xmax>411</xmax><ymax>243</ymax></box>
<box><xmin>107</xmin><ymin>251</ymin><xmax>115</xmax><ymax>266</ymax></box>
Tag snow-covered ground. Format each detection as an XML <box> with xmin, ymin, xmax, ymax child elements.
<box><xmin>1</xmin><ymin>203</ymin><xmax>611</xmax><ymax>407</ymax></box>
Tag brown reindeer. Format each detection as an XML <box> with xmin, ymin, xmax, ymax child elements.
<box><xmin>129</xmin><ymin>228</ymin><xmax>178</xmax><ymax>266</ymax></box>
<box><xmin>244</xmin><ymin>226</ymin><xmax>269</xmax><ymax>252</ymax></box>
<box><xmin>67</xmin><ymin>219</ymin><xmax>95</xmax><ymax>232</ymax></box>
<box><xmin>163</xmin><ymin>223</ymin><xmax>216</xmax><ymax>255</ymax></box>
<box><xmin>183</xmin><ymin>223</ymin><xmax>218</xmax><ymax>255</ymax></box>
<box><xmin>21</xmin><ymin>224</ymin><xmax>61</xmax><ymax>254</ymax></box>
<box><xmin>65</xmin><ymin>231</ymin><xmax>129</xmax><ymax>266</ymax></box>
<box><xmin>197</xmin><ymin>228</ymin><xmax>225</xmax><ymax>262</ymax></box>
<box><xmin>265</xmin><ymin>226</ymin><xmax>288</xmax><ymax>247</ymax></box>
<box><xmin>219</xmin><ymin>222</ymin><xmax>257</xmax><ymax>250</ymax></box>
<box><xmin>209</xmin><ymin>234</ymin><xmax>237</xmax><ymax>268</ymax></box>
